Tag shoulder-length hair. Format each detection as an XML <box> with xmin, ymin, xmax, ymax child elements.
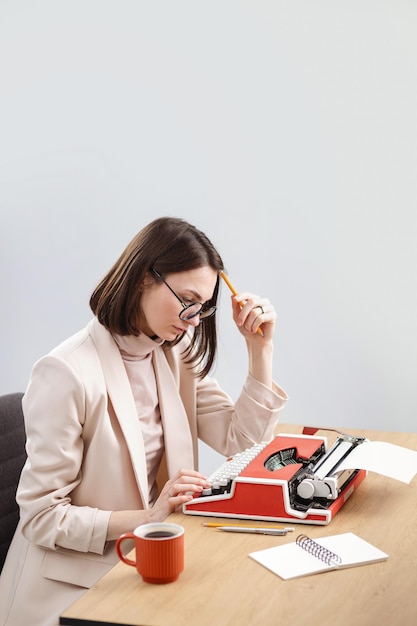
<box><xmin>90</xmin><ymin>217</ymin><xmax>224</xmax><ymax>378</ymax></box>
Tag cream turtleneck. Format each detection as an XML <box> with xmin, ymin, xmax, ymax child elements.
<box><xmin>113</xmin><ymin>332</ymin><xmax>165</xmax><ymax>506</ymax></box>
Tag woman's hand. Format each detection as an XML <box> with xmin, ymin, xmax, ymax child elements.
<box><xmin>149</xmin><ymin>468</ymin><xmax>210</xmax><ymax>521</ymax></box>
<box><xmin>107</xmin><ymin>469</ymin><xmax>210</xmax><ymax>540</ymax></box>
<box><xmin>230</xmin><ymin>292</ymin><xmax>276</xmax><ymax>342</ymax></box>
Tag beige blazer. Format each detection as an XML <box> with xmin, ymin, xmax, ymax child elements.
<box><xmin>0</xmin><ymin>318</ymin><xmax>287</xmax><ymax>626</ymax></box>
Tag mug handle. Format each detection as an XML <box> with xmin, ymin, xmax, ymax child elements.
<box><xmin>116</xmin><ymin>532</ymin><xmax>137</xmax><ymax>567</ymax></box>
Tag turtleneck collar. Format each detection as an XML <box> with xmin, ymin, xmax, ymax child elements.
<box><xmin>112</xmin><ymin>332</ymin><xmax>165</xmax><ymax>361</ymax></box>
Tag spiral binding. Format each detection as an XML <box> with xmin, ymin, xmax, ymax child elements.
<box><xmin>296</xmin><ymin>534</ymin><xmax>342</xmax><ymax>566</ymax></box>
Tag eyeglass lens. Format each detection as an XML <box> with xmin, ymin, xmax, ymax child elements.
<box><xmin>179</xmin><ymin>303</ymin><xmax>216</xmax><ymax>321</ymax></box>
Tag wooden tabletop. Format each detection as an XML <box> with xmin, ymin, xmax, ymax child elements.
<box><xmin>60</xmin><ymin>425</ymin><xmax>417</xmax><ymax>626</ymax></box>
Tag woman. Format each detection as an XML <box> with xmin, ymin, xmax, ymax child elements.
<box><xmin>0</xmin><ymin>216</ymin><xmax>288</xmax><ymax>626</ymax></box>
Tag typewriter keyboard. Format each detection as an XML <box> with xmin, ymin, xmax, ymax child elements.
<box><xmin>202</xmin><ymin>442</ymin><xmax>268</xmax><ymax>497</ymax></box>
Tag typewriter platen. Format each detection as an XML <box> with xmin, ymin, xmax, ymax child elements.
<box><xmin>183</xmin><ymin>432</ymin><xmax>367</xmax><ymax>525</ymax></box>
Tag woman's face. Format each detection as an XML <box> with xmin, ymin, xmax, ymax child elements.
<box><xmin>138</xmin><ymin>266</ymin><xmax>218</xmax><ymax>340</ymax></box>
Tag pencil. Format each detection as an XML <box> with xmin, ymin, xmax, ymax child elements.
<box><xmin>220</xmin><ymin>271</ymin><xmax>263</xmax><ymax>336</ymax></box>
<box><xmin>217</xmin><ymin>526</ymin><xmax>288</xmax><ymax>536</ymax></box>
<box><xmin>220</xmin><ymin>271</ymin><xmax>238</xmax><ymax>296</ymax></box>
<box><xmin>201</xmin><ymin>522</ymin><xmax>294</xmax><ymax>531</ymax></box>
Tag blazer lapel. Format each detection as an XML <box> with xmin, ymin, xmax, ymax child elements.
<box><xmin>153</xmin><ymin>347</ymin><xmax>195</xmax><ymax>476</ymax></box>
<box><xmin>90</xmin><ymin>319</ymin><xmax>150</xmax><ymax>508</ymax></box>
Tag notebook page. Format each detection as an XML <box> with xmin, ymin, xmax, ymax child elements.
<box><xmin>249</xmin><ymin>532</ymin><xmax>388</xmax><ymax>580</ymax></box>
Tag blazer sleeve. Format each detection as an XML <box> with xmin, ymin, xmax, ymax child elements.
<box><xmin>195</xmin><ymin>373</ymin><xmax>288</xmax><ymax>457</ymax></box>
<box><xmin>18</xmin><ymin>355</ymin><xmax>111</xmax><ymax>555</ymax></box>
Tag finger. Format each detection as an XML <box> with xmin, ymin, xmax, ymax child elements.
<box><xmin>170</xmin><ymin>477</ymin><xmax>210</xmax><ymax>493</ymax></box>
<box><xmin>175</xmin><ymin>469</ymin><xmax>210</xmax><ymax>484</ymax></box>
<box><xmin>175</xmin><ymin>468</ymin><xmax>208</xmax><ymax>480</ymax></box>
<box><xmin>167</xmin><ymin>471</ymin><xmax>211</xmax><ymax>498</ymax></box>
<box><xmin>232</xmin><ymin>295</ymin><xmax>263</xmax><ymax>316</ymax></box>
<box><xmin>241</xmin><ymin>302</ymin><xmax>268</xmax><ymax>331</ymax></box>
<box><xmin>168</xmin><ymin>483</ymin><xmax>206</xmax><ymax>499</ymax></box>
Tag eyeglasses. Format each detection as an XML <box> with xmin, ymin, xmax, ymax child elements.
<box><xmin>151</xmin><ymin>269</ymin><xmax>217</xmax><ymax>321</ymax></box>
<box><xmin>152</xmin><ymin>269</ymin><xmax>217</xmax><ymax>321</ymax></box>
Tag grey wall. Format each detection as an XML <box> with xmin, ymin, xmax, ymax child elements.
<box><xmin>1</xmin><ymin>1</ymin><xmax>416</xmax><ymax>473</ymax></box>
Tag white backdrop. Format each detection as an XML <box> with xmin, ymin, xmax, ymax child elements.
<box><xmin>1</xmin><ymin>1</ymin><xmax>416</xmax><ymax>474</ymax></box>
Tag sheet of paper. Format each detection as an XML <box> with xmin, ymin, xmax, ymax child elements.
<box><xmin>336</xmin><ymin>441</ymin><xmax>417</xmax><ymax>483</ymax></box>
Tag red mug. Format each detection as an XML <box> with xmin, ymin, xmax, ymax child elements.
<box><xmin>116</xmin><ymin>523</ymin><xmax>184</xmax><ymax>584</ymax></box>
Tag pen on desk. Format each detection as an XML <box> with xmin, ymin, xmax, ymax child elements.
<box><xmin>201</xmin><ymin>522</ymin><xmax>294</xmax><ymax>531</ymax></box>
<box><xmin>217</xmin><ymin>526</ymin><xmax>288</xmax><ymax>536</ymax></box>
<box><xmin>220</xmin><ymin>271</ymin><xmax>263</xmax><ymax>336</ymax></box>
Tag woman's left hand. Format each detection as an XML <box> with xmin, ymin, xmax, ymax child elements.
<box><xmin>230</xmin><ymin>292</ymin><xmax>276</xmax><ymax>341</ymax></box>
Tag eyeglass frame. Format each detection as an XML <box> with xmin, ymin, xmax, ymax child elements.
<box><xmin>151</xmin><ymin>268</ymin><xmax>217</xmax><ymax>321</ymax></box>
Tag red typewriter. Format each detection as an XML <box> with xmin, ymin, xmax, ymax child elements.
<box><xmin>183</xmin><ymin>431</ymin><xmax>367</xmax><ymax>525</ymax></box>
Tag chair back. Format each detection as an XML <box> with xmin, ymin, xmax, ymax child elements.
<box><xmin>0</xmin><ymin>392</ymin><xmax>26</xmax><ymax>573</ymax></box>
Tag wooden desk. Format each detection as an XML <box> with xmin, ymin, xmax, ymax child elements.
<box><xmin>60</xmin><ymin>426</ymin><xmax>417</xmax><ymax>626</ymax></box>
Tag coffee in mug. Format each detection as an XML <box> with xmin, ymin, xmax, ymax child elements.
<box><xmin>144</xmin><ymin>530</ymin><xmax>175</xmax><ymax>538</ymax></box>
<box><xmin>116</xmin><ymin>523</ymin><xmax>184</xmax><ymax>584</ymax></box>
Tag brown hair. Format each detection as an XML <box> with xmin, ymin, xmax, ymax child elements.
<box><xmin>90</xmin><ymin>217</ymin><xmax>224</xmax><ymax>378</ymax></box>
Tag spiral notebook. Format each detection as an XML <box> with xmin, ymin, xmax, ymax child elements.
<box><xmin>249</xmin><ymin>532</ymin><xmax>388</xmax><ymax>580</ymax></box>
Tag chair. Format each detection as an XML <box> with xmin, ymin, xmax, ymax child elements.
<box><xmin>0</xmin><ymin>392</ymin><xmax>26</xmax><ymax>573</ymax></box>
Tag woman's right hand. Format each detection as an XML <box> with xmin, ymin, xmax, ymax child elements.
<box><xmin>107</xmin><ymin>468</ymin><xmax>210</xmax><ymax>539</ymax></box>
<box><xmin>149</xmin><ymin>468</ymin><xmax>211</xmax><ymax>521</ymax></box>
